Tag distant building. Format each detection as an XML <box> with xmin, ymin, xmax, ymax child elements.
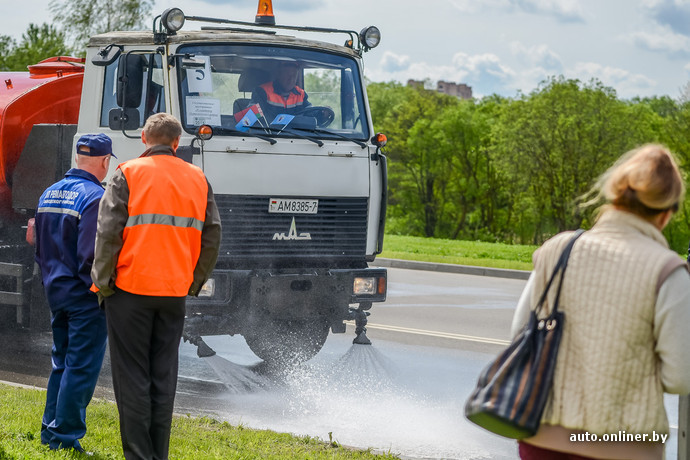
<box><xmin>406</xmin><ymin>79</ymin><xmax>473</xmax><ymax>100</ymax></box>
<box><xmin>437</xmin><ymin>81</ymin><xmax>472</xmax><ymax>99</ymax></box>
<box><xmin>406</xmin><ymin>79</ymin><xmax>425</xmax><ymax>90</ymax></box>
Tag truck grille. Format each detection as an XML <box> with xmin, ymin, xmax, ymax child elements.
<box><xmin>215</xmin><ymin>195</ymin><xmax>368</xmax><ymax>267</ymax></box>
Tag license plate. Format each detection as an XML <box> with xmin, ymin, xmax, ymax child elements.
<box><xmin>268</xmin><ymin>198</ymin><xmax>318</xmax><ymax>214</ymax></box>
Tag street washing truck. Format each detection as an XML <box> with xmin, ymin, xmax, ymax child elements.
<box><xmin>0</xmin><ymin>1</ymin><xmax>388</xmax><ymax>364</ymax></box>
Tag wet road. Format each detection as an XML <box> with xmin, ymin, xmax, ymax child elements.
<box><xmin>0</xmin><ymin>267</ymin><xmax>681</xmax><ymax>459</ymax></box>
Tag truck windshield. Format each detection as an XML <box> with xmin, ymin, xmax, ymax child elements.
<box><xmin>176</xmin><ymin>44</ymin><xmax>370</xmax><ymax>141</ymax></box>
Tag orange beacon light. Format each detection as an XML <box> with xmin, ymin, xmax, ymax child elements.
<box><xmin>255</xmin><ymin>0</ymin><xmax>275</xmax><ymax>25</ymax></box>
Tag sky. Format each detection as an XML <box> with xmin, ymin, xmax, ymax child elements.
<box><xmin>4</xmin><ymin>0</ymin><xmax>690</xmax><ymax>99</ymax></box>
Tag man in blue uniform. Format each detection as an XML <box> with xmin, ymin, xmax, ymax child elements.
<box><xmin>35</xmin><ymin>133</ymin><xmax>115</xmax><ymax>452</ymax></box>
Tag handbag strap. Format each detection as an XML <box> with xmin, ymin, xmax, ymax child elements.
<box><xmin>535</xmin><ymin>229</ymin><xmax>585</xmax><ymax>317</ymax></box>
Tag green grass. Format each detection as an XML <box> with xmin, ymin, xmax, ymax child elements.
<box><xmin>0</xmin><ymin>384</ymin><xmax>399</xmax><ymax>460</ymax></box>
<box><xmin>380</xmin><ymin>234</ymin><xmax>537</xmax><ymax>271</ymax></box>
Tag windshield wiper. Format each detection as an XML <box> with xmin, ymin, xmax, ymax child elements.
<box><xmin>292</xmin><ymin>127</ymin><xmax>367</xmax><ymax>148</ymax></box>
<box><xmin>247</xmin><ymin>125</ymin><xmax>324</xmax><ymax>147</ymax></box>
<box><xmin>218</xmin><ymin>127</ymin><xmax>276</xmax><ymax>144</ymax></box>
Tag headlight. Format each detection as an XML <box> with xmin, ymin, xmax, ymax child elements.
<box><xmin>162</xmin><ymin>8</ymin><xmax>185</xmax><ymax>33</ymax></box>
<box><xmin>198</xmin><ymin>278</ymin><xmax>215</xmax><ymax>297</ymax></box>
<box><xmin>353</xmin><ymin>277</ymin><xmax>376</xmax><ymax>295</ymax></box>
<box><xmin>359</xmin><ymin>26</ymin><xmax>381</xmax><ymax>50</ymax></box>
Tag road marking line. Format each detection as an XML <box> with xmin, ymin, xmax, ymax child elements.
<box><xmin>345</xmin><ymin>321</ymin><xmax>510</xmax><ymax>346</ymax></box>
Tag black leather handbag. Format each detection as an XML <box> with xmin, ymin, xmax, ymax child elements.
<box><xmin>464</xmin><ymin>229</ymin><xmax>585</xmax><ymax>439</ymax></box>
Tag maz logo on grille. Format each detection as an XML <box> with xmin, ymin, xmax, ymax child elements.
<box><xmin>272</xmin><ymin>217</ymin><xmax>311</xmax><ymax>241</ymax></box>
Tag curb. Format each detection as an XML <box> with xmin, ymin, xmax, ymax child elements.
<box><xmin>0</xmin><ymin>379</ymin><xmax>42</xmax><ymax>390</ymax></box>
<box><xmin>373</xmin><ymin>258</ymin><xmax>531</xmax><ymax>280</ymax></box>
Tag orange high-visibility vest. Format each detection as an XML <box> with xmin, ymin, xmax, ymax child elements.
<box><xmin>259</xmin><ymin>81</ymin><xmax>306</xmax><ymax>110</ymax></box>
<box><xmin>115</xmin><ymin>154</ymin><xmax>208</xmax><ymax>297</ymax></box>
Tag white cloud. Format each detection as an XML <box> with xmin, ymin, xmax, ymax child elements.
<box><xmin>380</xmin><ymin>51</ymin><xmax>411</xmax><ymax>72</ymax></box>
<box><xmin>367</xmin><ymin>51</ymin><xmax>518</xmax><ymax>97</ymax></box>
<box><xmin>566</xmin><ymin>62</ymin><xmax>657</xmax><ymax>96</ymax></box>
<box><xmin>451</xmin><ymin>52</ymin><xmax>516</xmax><ymax>82</ymax></box>
<box><xmin>642</xmin><ymin>0</ymin><xmax>690</xmax><ymax>36</ymax></box>
<box><xmin>509</xmin><ymin>41</ymin><xmax>563</xmax><ymax>71</ymax></box>
<box><xmin>447</xmin><ymin>0</ymin><xmax>585</xmax><ymax>22</ymax></box>
<box><xmin>514</xmin><ymin>0</ymin><xmax>586</xmax><ymax>23</ymax></box>
<box><xmin>447</xmin><ymin>0</ymin><xmax>503</xmax><ymax>13</ymax></box>
<box><xmin>628</xmin><ymin>27</ymin><xmax>690</xmax><ymax>57</ymax></box>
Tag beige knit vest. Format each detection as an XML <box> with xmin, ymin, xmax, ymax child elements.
<box><xmin>530</xmin><ymin>209</ymin><xmax>682</xmax><ymax>435</ymax></box>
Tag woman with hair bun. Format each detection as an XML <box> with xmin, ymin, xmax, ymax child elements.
<box><xmin>511</xmin><ymin>144</ymin><xmax>690</xmax><ymax>460</ymax></box>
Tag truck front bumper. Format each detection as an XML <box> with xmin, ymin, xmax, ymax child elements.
<box><xmin>186</xmin><ymin>267</ymin><xmax>387</xmax><ymax>319</ymax></box>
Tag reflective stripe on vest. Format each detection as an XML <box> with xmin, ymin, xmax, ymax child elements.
<box><xmin>260</xmin><ymin>82</ymin><xmax>306</xmax><ymax>110</ymax></box>
<box><xmin>126</xmin><ymin>214</ymin><xmax>204</xmax><ymax>231</ymax></box>
<box><xmin>116</xmin><ymin>154</ymin><xmax>208</xmax><ymax>297</ymax></box>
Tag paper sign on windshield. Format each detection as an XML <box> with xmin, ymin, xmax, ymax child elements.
<box><xmin>186</xmin><ymin>56</ymin><xmax>213</xmax><ymax>93</ymax></box>
<box><xmin>185</xmin><ymin>97</ymin><xmax>221</xmax><ymax>126</ymax></box>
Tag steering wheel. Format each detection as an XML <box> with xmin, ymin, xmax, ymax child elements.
<box><xmin>301</xmin><ymin>106</ymin><xmax>335</xmax><ymax>128</ymax></box>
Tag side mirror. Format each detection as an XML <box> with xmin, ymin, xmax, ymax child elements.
<box><xmin>92</xmin><ymin>45</ymin><xmax>122</xmax><ymax>66</ymax></box>
<box><xmin>109</xmin><ymin>108</ymin><xmax>140</xmax><ymax>131</ymax></box>
<box><xmin>116</xmin><ymin>54</ymin><xmax>145</xmax><ymax>108</ymax></box>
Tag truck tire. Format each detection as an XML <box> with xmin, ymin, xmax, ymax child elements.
<box><xmin>244</xmin><ymin>318</ymin><xmax>329</xmax><ymax>365</ymax></box>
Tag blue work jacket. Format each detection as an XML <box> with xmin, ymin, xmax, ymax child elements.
<box><xmin>35</xmin><ymin>169</ymin><xmax>104</xmax><ymax>310</ymax></box>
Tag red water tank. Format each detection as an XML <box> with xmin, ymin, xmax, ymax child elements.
<box><xmin>0</xmin><ymin>56</ymin><xmax>84</xmax><ymax>217</ymax></box>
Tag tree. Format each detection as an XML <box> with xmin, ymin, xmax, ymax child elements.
<box><xmin>0</xmin><ymin>35</ymin><xmax>17</xmax><ymax>70</ymax></box>
<box><xmin>367</xmin><ymin>82</ymin><xmax>459</xmax><ymax>237</ymax></box>
<box><xmin>50</xmin><ymin>0</ymin><xmax>154</xmax><ymax>52</ymax></box>
<box><xmin>0</xmin><ymin>24</ymin><xmax>70</xmax><ymax>71</ymax></box>
<box><xmin>491</xmin><ymin>77</ymin><xmax>663</xmax><ymax>244</ymax></box>
<box><xmin>14</xmin><ymin>24</ymin><xmax>71</xmax><ymax>68</ymax></box>
<box><xmin>433</xmin><ymin>99</ymin><xmax>506</xmax><ymax>240</ymax></box>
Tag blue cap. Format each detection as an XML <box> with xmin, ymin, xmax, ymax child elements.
<box><xmin>76</xmin><ymin>133</ymin><xmax>116</xmax><ymax>158</ymax></box>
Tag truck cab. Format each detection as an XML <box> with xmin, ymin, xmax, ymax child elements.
<box><xmin>76</xmin><ymin>5</ymin><xmax>388</xmax><ymax>363</ymax></box>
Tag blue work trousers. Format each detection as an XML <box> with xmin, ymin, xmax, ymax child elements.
<box><xmin>41</xmin><ymin>299</ymin><xmax>107</xmax><ymax>449</ymax></box>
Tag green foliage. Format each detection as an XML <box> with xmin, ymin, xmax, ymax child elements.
<box><xmin>50</xmin><ymin>0</ymin><xmax>154</xmax><ymax>52</ymax></box>
<box><xmin>0</xmin><ymin>36</ymin><xmax>17</xmax><ymax>70</ymax></box>
<box><xmin>370</xmin><ymin>76</ymin><xmax>690</xmax><ymax>252</ymax></box>
<box><xmin>0</xmin><ymin>24</ymin><xmax>70</xmax><ymax>71</ymax></box>
<box><xmin>491</xmin><ymin>77</ymin><xmax>663</xmax><ymax>243</ymax></box>
<box><xmin>368</xmin><ymin>83</ymin><xmax>464</xmax><ymax>237</ymax></box>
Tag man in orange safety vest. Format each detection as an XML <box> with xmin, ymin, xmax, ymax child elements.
<box><xmin>91</xmin><ymin>113</ymin><xmax>221</xmax><ymax>460</ymax></box>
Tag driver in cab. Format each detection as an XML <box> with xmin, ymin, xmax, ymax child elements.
<box><xmin>251</xmin><ymin>60</ymin><xmax>311</xmax><ymax>123</ymax></box>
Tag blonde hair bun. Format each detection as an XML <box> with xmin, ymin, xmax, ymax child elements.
<box><xmin>604</xmin><ymin>144</ymin><xmax>684</xmax><ymax>215</ymax></box>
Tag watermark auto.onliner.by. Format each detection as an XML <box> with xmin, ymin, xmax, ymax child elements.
<box><xmin>571</xmin><ymin>431</ymin><xmax>668</xmax><ymax>444</ymax></box>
